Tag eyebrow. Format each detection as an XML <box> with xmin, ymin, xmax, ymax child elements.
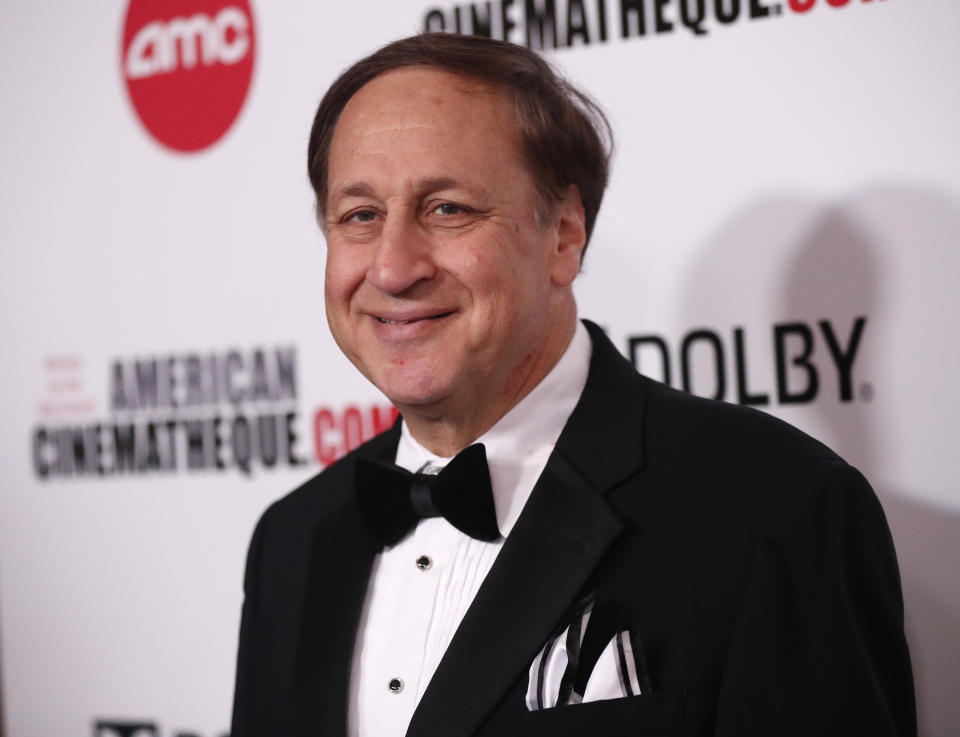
<box><xmin>335</xmin><ymin>182</ymin><xmax>376</xmax><ymax>200</ymax></box>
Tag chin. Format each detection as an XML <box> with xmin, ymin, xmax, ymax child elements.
<box><xmin>373</xmin><ymin>370</ymin><xmax>454</xmax><ymax>411</ymax></box>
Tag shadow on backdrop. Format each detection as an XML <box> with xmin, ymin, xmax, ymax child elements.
<box><xmin>678</xmin><ymin>185</ymin><xmax>960</xmax><ymax>737</ymax></box>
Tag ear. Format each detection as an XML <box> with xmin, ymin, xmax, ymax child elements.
<box><xmin>549</xmin><ymin>185</ymin><xmax>587</xmax><ymax>287</ymax></box>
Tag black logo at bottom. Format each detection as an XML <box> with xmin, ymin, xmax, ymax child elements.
<box><xmin>95</xmin><ymin>722</ymin><xmax>158</xmax><ymax>737</ymax></box>
<box><xmin>93</xmin><ymin>720</ymin><xmax>226</xmax><ymax>737</ymax></box>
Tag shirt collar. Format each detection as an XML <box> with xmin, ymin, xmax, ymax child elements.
<box><xmin>396</xmin><ymin>321</ymin><xmax>592</xmax><ymax>534</ymax></box>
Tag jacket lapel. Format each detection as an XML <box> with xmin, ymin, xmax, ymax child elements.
<box><xmin>407</xmin><ymin>321</ymin><xmax>649</xmax><ymax>737</ymax></box>
<box><xmin>555</xmin><ymin>320</ymin><xmax>649</xmax><ymax>492</ymax></box>
<box><xmin>407</xmin><ymin>452</ymin><xmax>623</xmax><ymax>737</ymax></box>
<box><xmin>294</xmin><ymin>425</ymin><xmax>400</xmax><ymax>735</ymax></box>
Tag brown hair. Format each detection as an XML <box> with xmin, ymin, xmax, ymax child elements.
<box><xmin>307</xmin><ymin>33</ymin><xmax>612</xmax><ymax>251</ymax></box>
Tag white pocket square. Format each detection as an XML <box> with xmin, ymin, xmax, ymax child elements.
<box><xmin>577</xmin><ymin>630</ymin><xmax>643</xmax><ymax>703</ymax></box>
<box><xmin>525</xmin><ymin>603</ymin><xmax>592</xmax><ymax>710</ymax></box>
<box><xmin>525</xmin><ymin>601</ymin><xmax>644</xmax><ymax>711</ymax></box>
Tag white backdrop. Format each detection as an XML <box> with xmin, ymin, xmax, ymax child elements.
<box><xmin>1</xmin><ymin>0</ymin><xmax>957</xmax><ymax>735</ymax></box>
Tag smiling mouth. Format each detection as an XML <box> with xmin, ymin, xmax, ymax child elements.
<box><xmin>375</xmin><ymin>312</ymin><xmax>453</xmax><ymax>325</ymax></box>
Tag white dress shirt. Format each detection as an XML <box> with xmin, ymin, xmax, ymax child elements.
<box><xmin>348</xmin><ymin>322</ymin><xmax>592</xmax><ymax>737</ymax></box>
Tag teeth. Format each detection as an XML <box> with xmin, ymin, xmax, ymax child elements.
<box><xmin>379</xmin><ymin>318</ymin><xmax>413</xmax><ymax>325</ymax></box>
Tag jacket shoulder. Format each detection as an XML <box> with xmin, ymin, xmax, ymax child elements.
<box><xmin>576</xmin><ymin>320</ymin><xmax>844</xmax><ymax>489</ymax></box>
<box><xmin>256</xmin><ymin>422</ymin><xmax>399</xmax><ymax>532</ymax></box>
<box><xmin>641</xmin><ymin>375</ymin><xmax>842</xmax><ymax>477</ymax></box>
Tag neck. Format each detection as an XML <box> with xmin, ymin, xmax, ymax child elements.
<box><xmin>402</xmin><ymin>305</ymin><xmax>578</xmax><ymax>457</ymax></box>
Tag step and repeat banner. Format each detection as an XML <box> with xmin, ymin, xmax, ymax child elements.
<box><xmin>1</xmin><ymin>1</ymin><xmax>957</xmax><ymax>735</ymax></box>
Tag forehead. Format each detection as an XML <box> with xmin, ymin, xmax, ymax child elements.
<box><xmin>338</xmin><ymin>65</ymin><xmax>515</xmax><ymax>134</ymax></box>
<box><xmin>327</xmin><ymin>67</ymin><xmax>526</xmax><ymax>192</ymax></box>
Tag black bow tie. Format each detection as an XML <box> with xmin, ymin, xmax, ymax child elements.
<box><xmin>354</xmin><ymin>443</ymin><xmax>501</xmax><ymax>549</ymax></box>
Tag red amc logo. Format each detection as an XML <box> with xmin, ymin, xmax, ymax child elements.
<box><xmin>121</xmin><ymin>0</ymin><xmax>255</xmax><ymax>153</ymax></box>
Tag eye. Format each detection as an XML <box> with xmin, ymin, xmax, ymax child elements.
<box><xmin>347</xmin><ymin>209</ymin><xmax>377</xmax><ymax>223</ymax></box>
<box><xmin>433</xmin><ymin>202</ymin><xmax>466</xmax><ymax>216</ymax></box>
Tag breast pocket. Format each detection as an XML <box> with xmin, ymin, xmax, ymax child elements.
<box><xmin>518</xmin><ymin>688</ymin><xmax>686</xmax><ymax>737</ymax></box>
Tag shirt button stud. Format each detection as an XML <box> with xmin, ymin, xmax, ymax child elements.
<box><xmin>388</xmin><ymin>677</ymin><xmax>404</xmax><ymax>694</ymax></box>
<box><xmin>416</xmin><ymin>555</ymin><xmax>432</xmax><ymax>571</ymax></box>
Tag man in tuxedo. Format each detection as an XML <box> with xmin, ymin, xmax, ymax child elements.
<box><xmin>231</xmin><ymin>33</ymin><xmax>915</xmax><ymax>737</ymax></box>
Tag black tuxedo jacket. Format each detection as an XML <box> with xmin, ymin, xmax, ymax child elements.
<box><xmin>231</xmin><ymin>321</ymin><xmax>915</xmax><ymax>737</ymax></box>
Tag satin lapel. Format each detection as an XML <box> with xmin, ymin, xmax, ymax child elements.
<box><xmin>295</xmin><ymin>425</ymin><xmax>400</xmax><ymax>735</ymax></box>
<box><xmin>556</xmin><ymin>319</ymin><xmax>650</xmax><ymax>492</ymax></box>
<box><xmin>406</xmin><ymin>452</ymin><xmax>623</xmax><ymax>737</ymax></box>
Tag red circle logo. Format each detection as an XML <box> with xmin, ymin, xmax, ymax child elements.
<box><xmin>121</xmin><ymin>0</ymin><xmax>255</xmax><ymax>153</ymax></box>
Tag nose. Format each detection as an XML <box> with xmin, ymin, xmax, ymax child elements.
<box><xmin>366</xmin><ymin>212</ymin><xmax>435</xmax><ymax>295</ymax></box>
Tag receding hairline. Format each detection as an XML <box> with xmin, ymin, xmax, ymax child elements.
<box><xmin>331</xmin><ymin>65</ymin><xmax>517</xmax><ymax>140</ymax></box>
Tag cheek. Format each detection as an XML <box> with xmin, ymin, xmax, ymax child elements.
<box><xmin>454</xmin><ymin>234</ymin><xmax>525</xmax><ymax>290</ymax></box>
<box><xmin>324</xmin><ymin>245</ymin><xmax>365</xmax><ymax>306</ymax></box>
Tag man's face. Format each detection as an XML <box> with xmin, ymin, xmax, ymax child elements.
<box><xmin>323</xmin><ymin>67</ymin><xmax>583</xmax><ymax>422</ymax></box>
